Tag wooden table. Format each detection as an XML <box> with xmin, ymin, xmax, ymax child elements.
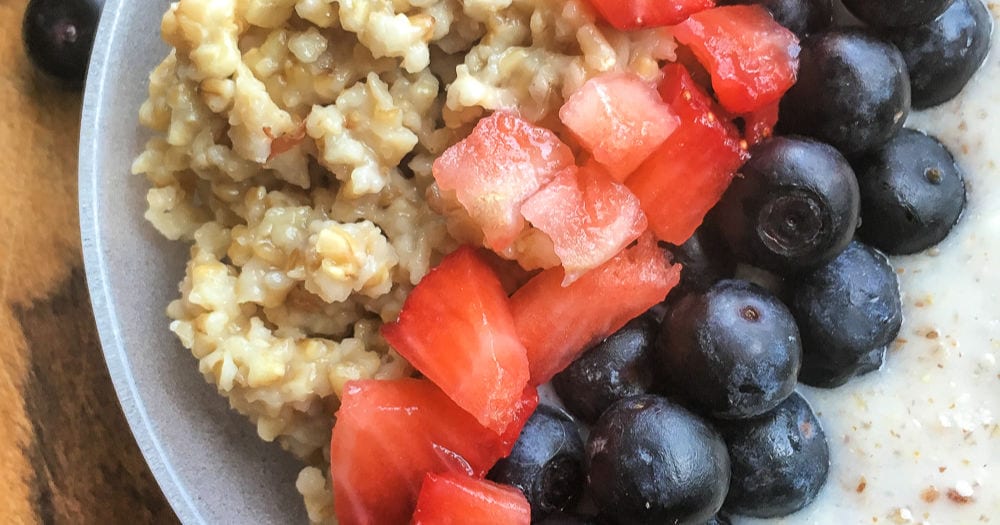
<box><xmin>0</xmin><ymin>1</ymin><xmax>176</xmax><ymax>522</ymax></box>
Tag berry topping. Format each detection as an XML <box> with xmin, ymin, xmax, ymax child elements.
<box><xmin>586</xmin><ymin>395</ymin><xmax>731</xmax><ymax>524</ymax></box>
<box><xmin>886</xmin><ymin>0</ymin><xmax>993</xmax><ymax>109</ymax></box>
<box><xmin>713</xmin><ymin>137</ymin><xmax>860</xmax><ymax>275</ymax></box>
<box><xmin>552</xmin><ymin>315</ymin><xmax>659</xmax><ymax>424</ymax></box>
<box><xmin>716</xmin><ymin>392</ymin><xmax>830</xmax><ymax>518</ymax></box>
<box><xmin>489</xmin><ymin>406</ymin><xmax>586</xmax><ymax>521</ymax></box>
<box><xmin>855</xmin><ymin>129</ymin><xmax>967</xmax><ymax>254</ymax></box>
<box><xmin>657</xmin><ymin>280</ymin><xmax>802</xmax><ymax>419</ymax></box>
<box><xmin>778</xmin><ymin>30</ymin><xmax>911</xmax><ymax>155</ymax></box>
<box><xmin>790</xmin><ymin>241</ymin><xmax>903</xmax><ymax>388</ymax></box>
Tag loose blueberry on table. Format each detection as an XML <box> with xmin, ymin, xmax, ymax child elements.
<box><xmin>22</xmin><ymin>0</ymin><xmax>104</xmax><ymax>85</ymax></box>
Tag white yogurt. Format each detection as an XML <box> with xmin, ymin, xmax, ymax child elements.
<box><xmin>741</xmin><ymin>5</ymin><xmax>1000</xmax><ymax>524</ymax></box>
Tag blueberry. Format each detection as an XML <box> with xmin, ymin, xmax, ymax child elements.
<box><xmin>22</xmin><ymin>0</ymin><xmax>104</xmax><ymax>85</ymax></box>
<box><xmin>712</xmin><ymin>137</ymin><xmax>860</xmax><ymax>275</ymax></box>
<box><xmin>886</xmin><ymin>0</ymin><xmax>993</xmax><ymax>109</ymax></box>
<box><xmin>668</xmin><ymin>224</ymin><xmax>737</xmax><ymax>294</ymax></box>
<box><xmin>552</xmin><ymin>316</ymin><xmax>658</xmax><ymax>424</ymax></box>
<box><xmin>586</xmin><ymin>395</ymin><xmax>730</xmax><ymax>525</ymax></box>
<box><xmin>778</xmin><ymin>30</ymin><xmax>911</xmax><ymax>156</ymax></box>
<box><xmin>704</xmin><ymin>515</ymin><xmax>733</xmax><ymax>525</ymax></box>
<box><xmin>716</xmin><ymin>392</ymin><xmax>830</xmax><ymax>518</ymax></box>
<box><xmin>488</xmin><ymin>405</ymin><xmax>585</xmax><ymax>520</ymax></box>
<box><xmin>718</xmin><ymin>0</ymin><xmax>833</xmax><ymax>36</ymax></box>
<box><xmin>842</xmin><ymin>0</ymin><xmax>955</xmax><ymax>28</ymax></box>
<box><xmin>790</xmin><ymin>241</ymin><xmax>903</xmax><ymax>388</ymax></box>
<box><xmin>657</xmin><ymin>280</ymin><xmax>801</xmax><ymax>419</ymax></box>
<box><xmin>854</xmin><ymin>129</ymin><xmax>966</xmax><ymax>254</ymax></box>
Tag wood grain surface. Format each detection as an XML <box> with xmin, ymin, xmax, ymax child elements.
<box><xmin>0</xmin><ymin>1</ymin><xmax>177</xmax><ymax>523</ymax></box>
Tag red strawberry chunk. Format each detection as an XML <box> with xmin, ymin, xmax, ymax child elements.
<box><xmin>382</xmin><ymin>246</ymin><xmax>530</xmax><ymax>435</ymax></box>
<box><xmin>626</xmin><ymin>64</ymin><xmax>747</xmax><ymax>245</ymax></box>
<box><xmin>587</xmin><ymin>0</ymin><xmax>715</xmax><ymax>30</ymax></box>
<box><xmin>559</xmin><ymin>72</ymin><xmax>680</xmax><ymax>181</ymax></box>
<box><xmin>511</xmin><ymin>234</ymin><xmax>681</xmax><ymax>385</ymax></box>
<box><xmin>521</xmin><ymin>163</ymin><xmax>647</xmax><ymax>285</ymax></box>
<box><xmin>411</xmin><ymin>473</ymin><xmax>531</xmax><ymax>525</ymax></box>
<box><xmin>672</xmin><ymin>5</ymin><xmax>800</xmax><ymax>113</ymax></box>
<box><xmin>432</xmin><ymin>112</ymin><xmax>576</xmax><ymax>251</ymax></box>
<box><xmin>330</xmin><ymin>379</ymin><xmax>534</xmax><ymax>525</ymax></box>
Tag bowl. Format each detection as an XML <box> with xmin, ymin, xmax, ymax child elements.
<box><xmin>79</xmin><ymin>1</ymin><xmax>308</xmax><ymax>522</ymax></box>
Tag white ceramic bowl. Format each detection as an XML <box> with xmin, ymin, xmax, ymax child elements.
<box><xmin>79</xmin><ymin>1</ymin><xmax>308</xmax><ymax>522</ymax></box>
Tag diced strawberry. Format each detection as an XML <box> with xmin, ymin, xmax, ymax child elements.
<box><xmin>382</xmin><ymin>247</ymin><xmax>530</xmax><ymax>435</ymax></box>
<box><xmin>672</xmin><ymin>5</ymin><xmax>800</xmax><ymax>113</ymax></box>
<box><xmin>587</xmin><ymin>0</ymin><xmax>715</xmax><ymax>30</ymax></box>
<box><xmin>331</xmin><ymin>379</ymin><xmax>527</xmax><ymax>525</ymax></box>
<box><xmin>411</xmin><ymin>473</ymin><xmax>531</xmax><ymax>525</ymax></box>
<box><xmin>511</xmin><ymin>234</ymin><xmax>682</xmax><ymax>384</ymax></box>
<box><xmin>559</xmin><ymin>73</ymin><xmax>680</xmax><ymax>181</ymax></box>
<box><xmin>432</xmin><ymin>112</ymin><xmax>576</xmax><ymax>251</ymax></box>
<box><xmin>626</xmin><ymin>64</ymin><xmax>747</xmax><ymax>245</ymax></box>
<box><xmin>521</xmin><ymin>164</ymin><xmax>647</xmax><ymax>285</ymax></box>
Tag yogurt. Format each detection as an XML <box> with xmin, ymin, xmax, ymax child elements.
<box><xmin>741</xmin><ymin>6</ymin><xmax>1000</xmax><ymax>524</ymax></box>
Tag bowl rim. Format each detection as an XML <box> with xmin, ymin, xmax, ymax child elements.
<box><xmin>79</xmin><ymin>0</ymin><xmax>202</xmax><ymax>522</ymax></box>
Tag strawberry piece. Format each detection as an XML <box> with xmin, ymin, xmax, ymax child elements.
<box><xmin>330</xmin><ymin>379</ymin><xmax>535</xmax><ymax>525</ymax></box>
<box><xmin>521</xmin><ymin>164</ymin><xmax>647</xmax><ymax>285</ymax></box>
<box><xmin>411</xmin><ymin>473</ymin><xmax>531</xmax><ymax>525</ymax></box>
<box><xmin>587</xmin><ymin>0</ymin><xmax>715</xmax><ymax>30</ymax></box>
<box><xmin>559</xmin><ymin>72</ymin><xmax>679</xmax><ymax>181</ymax></box>
<box><xmin>432</xmin><ymin>112</ymin><xmax>576</xmax><ymax>251</ymax></box>
<box><xmin>511</xmin><ymin>234</ymin><xmax>681</xmax><ymax>384</ymax></box>
<box><xmin>626</xmin><ymin>63</ymin><xmax>747</xmax><ymax>245</ymax></box>
<box><xmin>382</xmin><ymin>246</ymin><xmax>530</xmax><ymax>435</ymax></box>
<box><xmin>672</xmin><ymin>5</ymin><xmax>800</xmax><ymax>113</ymax></box>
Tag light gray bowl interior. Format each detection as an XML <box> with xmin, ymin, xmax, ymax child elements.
<box><xmin>80</xmin><ymin>1</ymin><xmax>307</xmax><ymax>523</ymax></box>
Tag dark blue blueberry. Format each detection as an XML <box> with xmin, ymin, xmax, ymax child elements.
<box><xmin>887</xmin><ymin>0</ymin><xmax>992</xmax><ymax>109</ymax></box>
<box><xmin>22</xmin><ymin>0</ymin><xmax>104</xmax><ymax>85</ymax></box>
<box><xmin>488</xmin><ymin>405</ymin><xmax>585</xmax><ymax>520</ymax></box>
<box><xmin>712</xmin><ymin>137</ymin><xmax>860</xmax><ymax>275</ymax></box>
<box><xmin>790</xmin><ymin>241</ymin><xmax>903</xmax><ymax>388</ymax></box>
<box><xmin>716</xmin><ymin>392</ymin><xmax>830</xmax><ymax>518</ymax></box>
<box><xmin>855</xmin><ymin>129</ymin><xmax>966</xmax><ymax>254</ymax></box>
<box><xmin>668</xmin><ymin>223</ymin><xmax>737</xmax><ymax>294</ymax></box>
<box><xmin>586</xmin><ymin>395</ymin><xmax>730</xmax><ymax>525</ymax></box>
<box><xmin>842</xmin><ymin>0</ymin><xmax>955</xmax><ymax>28</ymax></box>
<box><xmin>718</xmin><ymin>0</ymin><xmax>833</xmax><ymax>36</ymax></box>
<box><xmin>552</xmin><ymin>316</ymin><xmax>658</xmax><ymax>424</ymax></box>
<box><xmin>778</xmin><ymin>30</ymin><xmax>911</xmax><ymax>156</ymax></box>
<box><xmin>657</xmin><ymin>280</ymin><xmax>801</xmax><ymax>419</ymax></box>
